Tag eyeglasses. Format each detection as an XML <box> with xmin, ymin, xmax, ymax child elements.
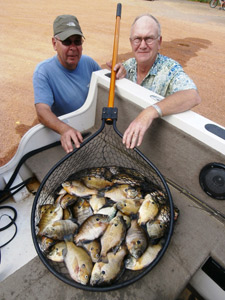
<box><xmin>130</xmin><ymin>36</ymin><xmax>159</xmax><ymax>46</ymax></box>
<box><xmin>55</xmin><ymin>37</ymin><xmax>83</xmax><ymax>46</ymax></box>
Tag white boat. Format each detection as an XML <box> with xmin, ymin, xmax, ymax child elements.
<box><xmin>0</xmin><ymin>70</ymin><xmax>224</xmax><ymax>299</ymax></box>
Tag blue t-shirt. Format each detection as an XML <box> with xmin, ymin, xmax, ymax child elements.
<box><xmin>33</xmin><ymin>55</ymin><xmax>101</xmax><ymax>116</ymax></box>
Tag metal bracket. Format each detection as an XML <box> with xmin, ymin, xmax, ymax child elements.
<box><xmin>102</xmin><ymin>107</ymin><xmax>118</xmax><ymax>120</ymax></box>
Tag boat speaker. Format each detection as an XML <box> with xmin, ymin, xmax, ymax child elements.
<box><xmin>199</xmin><ymin>163</ymin><xmax>225</xmax><ymax>200</ymax></box>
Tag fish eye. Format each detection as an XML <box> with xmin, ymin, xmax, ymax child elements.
<box><xmin>85</xmin><ymin>275</ymin><xmax>88</xmax><ymax>279</ymax></box>
<box><xmin>124</xmin><ymin>204</ymin><xmax>127</xmax><ymax>206</ymax></box>
<box><xmin>160</xmin><ymin>225</ymin><xmax>162</xmax><ymax>228</ymax></box>
<box><xmin>137</xmin><ymin>240</ymin><xmax>141</xmax><ymax>244</ymax></box>
<box><xmin>96</xmin><ymin>218</ymin><xmax>100</xmax><ymax>221</ymax></box>
<box><xmin>101</xmin><ymin>270</ymin><xmax>105</xmax><ymax>275</ymax></box>
<box><xmin>90</xmin><ymin>247</ymin><xmax>94</xmax><ymax>250</ymax></box>
<box><xmin>96</xmin><ymin>254</ymin><xmax>99</xmax><ymax>258</ymax></box>
<box><xmin>82</xmin><ymin>264</ymin><xmax>86</xmax><ymax>268</ymax></box>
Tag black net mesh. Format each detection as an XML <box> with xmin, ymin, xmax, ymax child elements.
<box><xmin>31</xmin><ymin>121</ymin><xmax>173</xmax><ymax>291</ymax></box>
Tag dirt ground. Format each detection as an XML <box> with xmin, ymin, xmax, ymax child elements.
<box><xmin>0</xmin><ymin>0</ymin><xmax>225</xmax><ymax>167</ymax></box>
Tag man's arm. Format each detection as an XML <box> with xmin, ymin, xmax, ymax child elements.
<box><xmin>122</xmin><ymin>89</ymin><xmax>201</xmax><ymax>149</ymax></box>
<box><xmin>35</xmin><ymin>103</ymin><xmax>83</xmax><ymax>153</ymax></box>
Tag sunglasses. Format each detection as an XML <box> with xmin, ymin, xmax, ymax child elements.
<box><xmin>55</xmin><ymin>37</ymin><xmax>83</xmax><ymax>46</ymax></box>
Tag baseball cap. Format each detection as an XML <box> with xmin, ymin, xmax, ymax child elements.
<box><xmin>53</xmin><ymin>15</ymin><xmax>84</xmax><ymax>41</ymax></box>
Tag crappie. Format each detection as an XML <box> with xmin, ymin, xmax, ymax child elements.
<box><xmin>125</xmin><ymin>243</ymin><xmax>162</xmax><ymax>270</ymax></box>
<box><xmin>64</xmin><ymin>240</ymin><xmax>93</xmax><ymax>285</ymax></box>
<box><xmin>90</xmin><ymin>245</ymin><xmax>127</xmax><ymax>286</ymax></box>
<box><xmin>89</xmin><ymin>195</ymin><xmax>106</xmax><ymax>213</ymax></box>
<box><xmin>101</xmin><ymin>184</ymin><xmax>142</xmax><ymax>202</ymax></box>
<box><xmin>82</xmin><ymin>240</ymin><xmax>101</xmax><ymax>263</ymax></box>
<box><xmin>62</xmin><ymin>180</ymin><xmax>97</xmax><ymax>197</ymax></box>
<box><xmin>72</xmin><ymin>198</ymin><xmax>93</xmax><ymax>225</ymax></box>
<box><xmin>112</xmin><ymin>168</ymin><xmax>145</xmax><ymax>186</ymax></box>
<box><xmin>116</xmin><ymin>199</ymin><xmax>141</xmax><ymax>215</ymax></box>
<box><xmin>37</xmin><ymin>205</ymin><xmax>63</xmax><ymax>236</ymax></box>
<box><xmin>146</xmin><ymin>205</ymin><xmax>176</xmax><ymax>239</ymax></box>
<box><xmin>100</xmin><ymin>216</ymin><xmax>126</xmax><ymax>258</ymax></box>
<box><xmin>42</xmin><ymin>219</ymin><xmax>78</xmax><ymax>240</ymax></box>
<box><xmin>74</xmin><ymin>214</ymin><xmax>109</xmax><ymax>244</ymax></box>
<box><xmin>138</xmin><ymin>194</ymin><xmax>159</xmax><ymax>225</ymax></box>
<box><xmin>47</xmin><ymin>241</ymin><xmax>66</xmax><ymax>262</ymax></box>
<box><xmin>125</xmin><ymin>220</ymin><xmax>148</xmax><ymax>258</ymax></box>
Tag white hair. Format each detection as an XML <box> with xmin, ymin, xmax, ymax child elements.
<box><xmin>130</xmin><ymin>14</ymin><xmax>161</xmax><ymax>37</ymax></box>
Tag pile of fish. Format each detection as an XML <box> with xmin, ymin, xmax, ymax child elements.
<box><xmin>36</xmin><ymin>166</ymin><xmax>178</xmax><ymax>286</ymax></box>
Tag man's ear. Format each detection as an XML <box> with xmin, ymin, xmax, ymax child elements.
<box><xmin>52</xmin><ymin>37</ymin><xmax>57</xmax><ymax>51</ymax></box>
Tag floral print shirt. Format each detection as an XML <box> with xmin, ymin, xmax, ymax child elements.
<box><xmin>123</xmin><ymin>53</ymin><xmax>197</xmax><ymax>97</ymax></box>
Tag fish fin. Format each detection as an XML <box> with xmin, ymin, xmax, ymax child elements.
<box><xmin>62</xmin><ymin>247</ymin><xmax>67</xmax><ymax>258</ymax></box>
<box><xmin>130</xmin><ymin>213</ymin><xmax>138</xmax><ymax>220</ymax></box>
<box><xmin>64</xmin><ymin>234</ymin><xmax>74</xmax><ymax>242</ymax></box>
<box><xmin>97</xmin><ymin>190</ymin><xmax>105</xmax><ymax>197</ymax></box>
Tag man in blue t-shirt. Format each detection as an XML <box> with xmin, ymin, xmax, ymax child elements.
<box><xmin>33</xmin><ymin>15</ymin><xmax>123</xmax><ymax>153</ymax></box>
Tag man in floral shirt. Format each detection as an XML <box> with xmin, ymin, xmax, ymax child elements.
<box><xmin>122</xmin><ymin>14</ymin><xmax>201</xmax><ymax>149</ymax></box>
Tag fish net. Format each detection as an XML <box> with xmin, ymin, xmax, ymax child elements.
<box><xmin>31</xmin><ymin>118</ymin><xmax>174</xmax><ymax>291</ymax></box>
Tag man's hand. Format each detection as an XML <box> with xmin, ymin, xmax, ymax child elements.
<box><xmin>35</xmin><ymin>103</ymin><xmax>83</xmax><ymax>153</ymax></box>
<box><xmin>60</xmin><ymin>126</ymin><xmax>83</xmax><ymax>153</ymax></box>
<box><xmin>106</xmin><ymin>61</ymin><xmax>126</xmax><ymax>79</ymax></box>
<box><xmin>123</xmin><ymin>106</ymin><xmax>159</xmax><ymax>149</ymax></box>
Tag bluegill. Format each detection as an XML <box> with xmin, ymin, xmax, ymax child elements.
<box><xmin>47</xmin><ymin>241</ymin><xmax>66</xmax><ymax>262</ymax></box>
<box><xmin>63</xmin><ymin>240</ymin><xmax>93</xmax><ymax>285</ymax></box>
<box><xmin>138</xmin><ymin>194</ymin><xmax>159</xmax><ymax>225</ymax></box>
<box><xmin>89</xmin><ymin>195</ymin><xmax>106</xmax><ymax>213</ymax></box>
<box><xmin>116</xmin><ymin>199</ymin><xmax>141</xmax><ymax>215</ymax></box>
<box><xmin>100</xmin><ymin>216</ymin><xmax>126</xmax><ymax>258</ymax></box>
<box><xmin>42</xmin><ymin>219</ymin><xmax>78</xmax><ymax>240</ymax></box>
<box><xmin>90</xmin><ymin>245</ymin><xmax>127</xmax><ymax>286</ymax></box>
<box><xmin>62</xmin><ymin>180</ymin><xmax>97</xmax><ymax>197</ymax></box>
<box><xmin>39</xmin><ymin>204</ymin><xmax>54</xmax><ymax>219</ymax></box>
<box><xmin>146</xmin><ymin>220</ymin><xmax>167</xmax><ymax>240</ymax></box>
<box><xmin>125</xmin><ymin>243</ymin><xmax>162</xmax><ymax>270</ymax></box>
<box><xmin>82</xmin><ymin>175</ymin><xmax>113</xmax><ymax>190</ymax></box>
<box><xmin>101</xmin><ymin>184</ymin><xmax>142</xmax><ymax>202</ymax></box>
<box><xmin>116</xmin><ymin>211</ymin><xmax>131</xmax><ymax>229</ymax></box>
<box><xmin>40</xmin><ymin>236</ymin><xmax>55</xmax><ymax>252</ymax></box>
<box><xmin>74</xmin><ymin>214</ymin><xmax>109</xmax><ymax>244</ymax></box>
<box><xmin>63</xmin><ymin>207</ymin><xmax>73</xmax><ymax>220</ymax></box>
<box><xmin>125</xmin><ymin>219</ymin><xmax>148</xmax><ymax>259</ymax></box>
<box><xmin>60</xmin><ymin>194</ymin><xmax>77</xmax><ymax>209</ymax></box>
<box><xmin>97</xmin><ymin>205</ymin><xmax>117</xmax><ymax>220</ymax></box>
<box><xmin>82</xmin><ymin>240</ymin><xmax>101</xmax><ymax>263</ymax></box>
<box><xmin>72</xmin><ymin>198</ymin><xmax>93</xmax><ymax>225</ymax></box>
<box><xmin>38</xmin><ymin>205</ymin><xmax>63</xmax><ymax>236</ymax></box>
